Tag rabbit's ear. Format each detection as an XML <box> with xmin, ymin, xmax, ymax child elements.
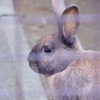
<box><xmin>52</xmin><ymin>0</ymin><xmax>66</xmax><ymax>33</ymax></box>
<box><xmin>52</xmin><ymin>0</ymin><xmax>65</xmax><ymax>16</ymax></box>
<box><xmin>61</xmin><ymin>4</ymin><xmax>80</xmax><ymax>45</ymax></box>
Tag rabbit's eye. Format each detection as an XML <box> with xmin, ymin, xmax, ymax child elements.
<box><xmin>43</xmin><ymin>46</ymin><xmax>52</xmax><ymax>53</ymax></box>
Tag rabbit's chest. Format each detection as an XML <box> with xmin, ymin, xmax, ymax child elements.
<box><xmin>48</xmin><ymin>60</ymin><xmax>100</xmax><ymax>100</ymax></box>
<box><xmin>48</xmin><ymin>76</ymin><xmax>99</xmax><ymax>100</ymax></box>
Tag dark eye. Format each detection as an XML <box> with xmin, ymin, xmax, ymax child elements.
<box><xmin>43</xmin><ymin>46</ymin><xmax>52</xmax><ymax>53</ymax></box>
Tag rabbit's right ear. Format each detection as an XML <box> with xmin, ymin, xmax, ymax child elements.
<box><xmin>61</xmin><ymin>5</ymin><xmax>80</xmax><ymax>45</ymax></box>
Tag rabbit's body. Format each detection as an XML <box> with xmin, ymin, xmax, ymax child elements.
<box><xmin>27</xmin><ymin>0</ymin><xmax>100</xmax><ymax>99</ymax></box>
<box><xmin>48</xmin><ymin>51</ymin><xmax>100</xmax><ymax>100</ymax></box>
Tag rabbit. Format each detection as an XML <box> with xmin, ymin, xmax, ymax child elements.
<box><xmin>27</xmin><ymin>0</ymin><xmax>100</xmax><ymax>100</ymax></box>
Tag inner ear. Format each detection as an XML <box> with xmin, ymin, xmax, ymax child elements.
<box><xmin>61</xmin><ymin>5</ymin><xmax>80</xmax><ymax>45</ymax></box>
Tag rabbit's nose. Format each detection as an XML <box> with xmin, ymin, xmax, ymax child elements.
<box><xmin>27</xmin><ymin>52</ymin><xmax>35</xmax><ymax>62</ymax></box>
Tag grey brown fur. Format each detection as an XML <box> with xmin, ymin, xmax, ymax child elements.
<box><xmin>27</xmin><ymin>0</ymin><xmax>100</xmax><ymax>100</ymax></box>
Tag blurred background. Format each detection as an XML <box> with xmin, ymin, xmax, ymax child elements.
<box><xmin>0</xmin><ymin>0</ymin><xmax>100</xmax><ymax>100</ymax></box>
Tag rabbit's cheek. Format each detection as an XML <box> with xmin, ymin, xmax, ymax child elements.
<box><xmin>38</xmin><ymin>61</ymin><xmax>55</xmax><ymax>76</ymax></box>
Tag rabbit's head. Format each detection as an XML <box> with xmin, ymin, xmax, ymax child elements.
<box><xmin>28</xmin><ymin>2</ymin><xmax>83</xmax><ymax>77</ymax></box>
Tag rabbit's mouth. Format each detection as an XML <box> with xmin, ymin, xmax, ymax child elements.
<box><xmin>29</xmin><ymin>62</ymin><xmax>40</xmax><ymax>73</ymax></box>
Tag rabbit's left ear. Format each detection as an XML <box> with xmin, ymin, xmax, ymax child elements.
<box><xmin>61</xmin><ymin>4</ymin><xmax>80</xmax><ymax>45</ymax></box>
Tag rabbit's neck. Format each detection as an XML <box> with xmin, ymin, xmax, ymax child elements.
<box><xmin>70</xmin><ymin>50</ymin><xmax>100</xmax><ymax>62</ymax></box>
<box><xmin>48</xmin><ymin>50</ymin><xmax>100</xmax><ymax>77</ymax></box>
<box><xmin>81</xmin><ymin>50</ymin><xmax>100</xmax><ymax>60</ymax></box>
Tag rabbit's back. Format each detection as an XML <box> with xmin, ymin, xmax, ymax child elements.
<box><xmin>48</xmin><ymin>58</ymin><xmax>100</xmax><ymax>100</ymax></box>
